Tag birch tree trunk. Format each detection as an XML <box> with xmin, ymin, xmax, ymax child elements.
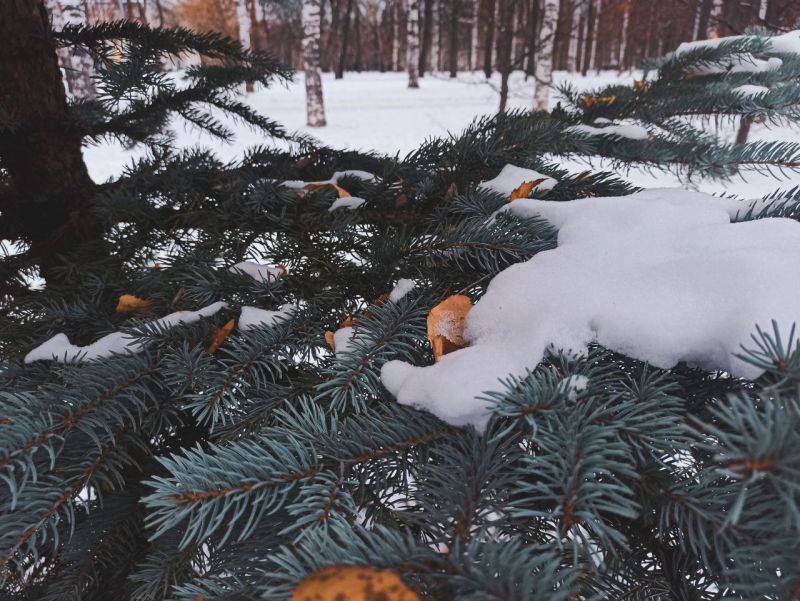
<box><xmin>236</xmin><ymin>0</ymin><xmax>254</xmax><ymax>91</ymax></box>
<box><xmin>533</xmin><ymin>0</ymin><xmax>559</xmax><ymax>111</ymax></box>
<box><xmin>48</xmin><ymin>0</ymin><xmax>96</xmax><ymax>99</ymax></box>
<box><xmin>470</xmin><ymin>0</ymin><xmax>480</xmax><ymax>70</ymax></box>
<box><xmin>407</xmin><ymin>0</ymin><xmax>421</xmax><ymax>87</ymax></box>
<box><xmin>302</xmin><ymin>0</ymin><xmax>327</xmax><ymax>127</ymax></box>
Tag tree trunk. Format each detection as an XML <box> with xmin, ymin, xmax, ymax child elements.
<box><xmin>335</xmin><ymin>0</ymin><xmax>354</xmax><ymax>79</ymax></box>
<box><xmin>354</xmin><ymin>2</ymin><xmax>362</xmax><ymax>71</ymax></box>
<box><xmin>448</xmin><ymin>0</ymin><xmax>460</xmax><ymax>77</ymax></box>
<box><xmin>736</xmin><ymin>116</ymin><xmax>752</xmax><ymax>144</ymax></box>
<box><xmin>581</xmin><ymin>0</ymin><xmax>594</xmax><ymax>76</ymax></box>
<box><xmin>496</xmin><ymin>0</ymin><xmax>514</xmax><ymax>113</ymax></box>
<box><xmin>419</xmin><ymin>0</ymin><xmax>434</xmax><ymax>75</ymax></box>
<box><xmin>48</xmin><ymin>0</ymin><xmax>96</xmax><ymax>99</ymax></box>
<box><xmin>0</xmin><ymin>0</ymin><xmax>101</xmax><ymax>278</ymax></box>
<box><xmin>483</xmin><ymin>0</ymin><xmax>495</xmax><ymax>77</ymax></box>
<box><xmin>407</xmin><ymin>0</ymin><xmax>421</xmax><ymax>87</ymax></box>
<box><xmin>470</xmin><ymin>0</ymin><xmax>480</xmax><ymax>70</ymax></box>
<box><xmin>533</xmin><ymin>0</ymin><xmax>559</xmax><ymax>111</ymax></box>
<box><xmin>525</xmin><ymin>0</ymin><xmax>539</xmax><ymax>77</ymax></box>
<box><xmin>619</xmin><ymin>0</ymin><xmax>631</xmax><ymax>69</ymax></box>
<box><xmin>393</xmin><ymin>0</ymin><xmax>402</xmax><ymax>70</ymax></box>
<box><xmin>236</xmin><ymin>0</ymin><xmax>254</xmax><ymax>91</ymax></box>
<box><xmin>432</xmin><ymin>0</ymin><xmax>441</xmax><ymax>70</ymax></box>
<box><xmin>302</xmin><ymin>0</ymin><xmax>327</xmax><ymax>127</ymax></box>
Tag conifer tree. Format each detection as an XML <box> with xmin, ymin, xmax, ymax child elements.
<box><xmin>2</xmin><ymin>10</ymin><xmax>800</xmax><ymax>601</ymax></box>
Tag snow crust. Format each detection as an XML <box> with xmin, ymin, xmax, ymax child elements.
<box><xmin>329</xmin><ymin>197</ymin><xmax>366</xmax><ymax>211</ymax></box>
<box><xmin>478</xmin><ymin>164</ymin><xmax>558</xmax><ymax>196</ymax></box>
<box><xmin>567</xmin><ymin>122</ymin><xmax>649</xmax><ymax>140</ymax></box>
<box><xmin>25</xmin><ymin>302</ymin><xmax>228</xmax><ymax>363</ymax></box>
<box><xmin>382</xmin><ymin>188</ymin><xmax>800</xmax><ymax>431</ymax></box>
<box><xmin>389</xmin><ymin>279</ymin><xmax>416</xmax><ymax>302</ymax></box>
<box><xmin>238</xmin><ymin>304</ymin><xmax>295</xmax><ymax>331</ymax></box>
<box><xmin>229</xmin><ymin>261</ymin><xmax>285</xmax><ymax>282</ymax></box>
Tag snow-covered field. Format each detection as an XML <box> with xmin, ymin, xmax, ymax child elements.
<box><xmin>84</xmin><ymin>70</ymin><xmax>800</xmax><ymax>198</ymax></box>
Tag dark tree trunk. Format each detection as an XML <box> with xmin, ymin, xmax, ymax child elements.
<box><xmin>581</xmin><ymin>0</ymin><xmax>595</xmax><ymax>76</ymax></box>
<box><xmin>483</xmin><ymin>0</ymin><xmax>495</xmax><ymax>78</ymax></box>
<box><xmin>335</xmin><ymin>0</ymin><xmax>354</xmax><ymax>78</ymax></box>
<box><xmin>354</xmin><ymin>3</ymin><xmax>362</xmax><ymax>71</ymax></box>
<box><xmin>448</xmin><ymin>0</ymin><xmax>461</xmax><ymax>77</ymax></box>
<box><xmin>0</xmin><ymin>0</ymin><xmax>101</xmax><ymax>278</ymax></box>
<box><xmin>575</xmin><ymin>8</ymin><xmax>585</xmax><ymax>73</ymax></box>
<box><xmin>695</xmin><ymin>0</ymin><xmax>714</xmax><ymax>39</ymax></box>
<box><xmin>325</xmin><ymin>0</ymin><xmax>342</xmax><ymax>72</ymax></box>
<box><xmin>525</xmin><ymin>0</ymin><xmax>539</xmax><ymax>76</ymax></box>
<box><xmin>736</xmin><ymin>116</ymin><xmax>752</xmax><ymax>145</ymax></box>
<box><xmin>419</xmin><ymin>0</ymin><xmax>434</xmax><ymax>75</ymax></box>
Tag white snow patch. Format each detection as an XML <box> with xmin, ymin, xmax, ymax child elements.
<box><xmin>332</xmin><ymin>326</ymin><xmax>356</xmax><ymax>355</ymax></box>
<box><xmin>567</xmin><ymin>122</ymin><xmax>649</xmax><ymax>140</ymax></box>
<box><xmin>239</xmin><ymin>304</ymin><xmax>295</xmax><ymax>331</ymax></box>
<box><xmin>382</xmin><ymin>188</ymin><xmax>800</xmax><ymax>431</ymax></box>
<box><xmin>229</xmin><ymin>261</ymin><xmax>285</xmax><ymax>282</ymax></box>
<box><xmin>25</xmin><ymin>302</ymin><xmax>228</xmax><ymax>363</ymax></box>
<box><xmin>329</xmin><ymin>197</ymin><xmax>367</xmax><ymax>211</ymax></box>
<box><xmin>768</xmin><ymin>30</ymin><xmax>800</xmax><ymax>54</ymax></box>
<box><xmin>478</xmin><ymin>164</ymin><xmax>558</xmax><ymax>196</ymax></box>
<box><xmin>732</xmin><ymin>84</ymin><xmax>771</xmax><ymax>98</ymax></box>
<box><xmin>389</xmin><ymin>279</ymin><xmax>416</xmax><ymax>302</ymax></box>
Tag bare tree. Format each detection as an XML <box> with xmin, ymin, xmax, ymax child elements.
<box><xmin>302</xmin><ymin>0</ymin><xmax>327</xmax><ymax>127</ymax></box>
<box><xmin>336</xmin><ymin>0</ymin><xmax>354</xmax><ymax>78</ymax></box>
<box><xmin>407</xmin><ymin>0</ymin><xmax>421</xmax><ymax>86</ymax></box>
<box><xmin>534</xmin><ymin>0</ymin><xmax>560</xmax><ymax>110</ymax></box>
<box><xmin>48</xmin><ymin>0</ymin><xmax>96</xmax><ymax>99</ymax></box>
<box><xmin>236</xmin><ymin>0</ymin><xmax>254</xmax><ymax>91</ymax></box>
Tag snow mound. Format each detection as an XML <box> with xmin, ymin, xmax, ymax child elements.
<box><xmin>329</xmin><ymin>197</ymin><xmax>366</xmax><ymax>211</ymax></box>
<box><xmin>478</xmin><ymin>164</ymin><xmax>558</xmax><ymax>196</ymax></box>
<box><xmin>567</xmin><ymin>122</ymin><xmax>649</xmax><ymax>140</ymax></box>
<box><xmin>229</xmin><ymin>261</ymin><xmax>285</xmax><ymax>282</ymax></box>
<box><xmin>25</xmin><ymin>302</ymin><xmax>228</xmax><ymax>363</ymax></box>
<box><xmin>381</xmin><ymin>189</ymin><xmax>800</xmax><ymax>431</ymax></box>
<box><xmin>389</xmin><ymin>279</ymin><xmax>416</xmax><ymax>302</ymax></box>
<box><xmin>239</xmin><ymin>304</ymin><xmax>295</xmax><ymax>331</ymax></box>
<box><xmin>732</xmin><ymin>84</ymin><xmax>770</xmax><ymax>98</ymax></box>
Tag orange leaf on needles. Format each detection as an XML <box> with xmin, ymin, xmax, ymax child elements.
<box><xmin>292</xmin><ymin>566</ymin><xmax>420</xmax><ymax>601</ymax></box>
<box><xmin>427</xmin><ymin>295</ymin><xmax>473</xmax><ymax>361</ymax></box>
<box><xmin>207</xmin><ymin>319</ymin><xmax>235</xmax><ymax>354</ymax></box>
<box><xmin>510</xmin><ymin>178</ymin><xmax>546</xmax><ymax>202</ymax></box>
<box><xmin>324</xmin><ymin>331</ymin><xmax>336</xmax><ymax>351</ymax></box>
<box><xmin>115</xmin><ymin>294</ymin><xmax>153</xmax><ymax>314</ymax></box>
<box><xmin>303</xmin><ymin>182</ymin><xmax>351</xmax><ymax>198</ymax></box>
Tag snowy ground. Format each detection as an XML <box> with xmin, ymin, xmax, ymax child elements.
<box><xmin>84</xmin><ymin>70</ymin><xmax>800</xmax><ymax>198</ymax></box>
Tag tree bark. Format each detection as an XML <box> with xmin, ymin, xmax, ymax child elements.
<box><xmin>483</xmin><ymin>0</ymin><xmax>495</xmax><ymax>77</ymax></box>
<box><xmin>496</xmin><ymin>0</ymin><xmax>514</xmax><ymax>113</ymax></box>
<box><xmin>525</xmin><ymin>0</ymin><xmax>539</xmax><ymax>77</ymax></box>
<box><xmin>407</xmin><ymin>0</ymin><xmax>421</xmax><ymax>86</ymax></box>
<box><xmin>448</xmin><ymin>0</ymin><xmax>460</xmax><ymax>77</ymax></box>
<box><xmin>354</xmin><ymin>2</ymin><xmax>362</xmax><ymax>71</ymax></box>
<box><xmin>236</xmin><ymin>0</ymin><xmax>254</xmax><ymax>91</ymax></box>
<box><xmin>48</xmin><ymin>0</ymin><xmax>96</xmax><ymax>99</ymax></box>
<box><xmin>335</xmin><ymin>0</ymin><xmax>354</xmax><ymax>79</ymax></box>
<box><xmin>0</xmin><ymin>0</ymin><xmax>101</xmax><ymax>276</ymax></box>
<box><xmin>534</xmin><ymin>0</ymin><xmax>560</xmax><ymax>111</ymax></box>
<box><xmin>302</xmin><ymin>0</ymin><xmax>327</xmax><ymax>126</ymax></box>
<box><xmin>736</xmin><ymin>116</ymin><xmax>752</xmax><ymax>144</ymax></box>
<box><xmin>419</xmin><ymin>0</ymin><xmax>434</xmax><ymax>75</ymax></box>
<box><xmin>581</xmin><ymin>0</ymin><xmax>595</xmax><ymax>76</ymax></box>
<box><xmin>393</xmin><ymin>0</ymin><xmax>402</xmax><ymax>70</ymax></box>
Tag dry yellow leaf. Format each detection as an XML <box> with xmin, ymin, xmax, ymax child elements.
<box><xmin>633</xmin><ymin>79</ymin><xmax>647</xmax><ymax>94</ymax></box>
<box><xmin>292</xmin><ymin>566</ymin><xmax>420</xmax><ymax>601</ymax></box>
<box><xmin>427</xmin><ymin>294</ymin><xmax>473</xmax><ymax>361</ymax></box>
<box><xmin>115</xmin><ymin>294</ymin><xmax>153</xmax><ymax>314</ymax></box>
<box><xmin>324</xmin><ymin>330</ymin><xmax>336</xmax><ymax>351</ymax></box>
<box><xmin>582</xmin><ymin>94</ymin><xmax>616</xmax><ymax>109</ymax></box>
<box><xmin>510</xmin><ymin>178</ymin><xmax>546</xmax><ymax>202</ymax></box>
<box><xmin>303</xmin><ymin>182</ymin><xmax>351</xmax><ymax>198</ymax></box>
<box><xmin>207</xmin><ymin>319</ymin><xmax>235</xmax><ymax>354</ymax></box>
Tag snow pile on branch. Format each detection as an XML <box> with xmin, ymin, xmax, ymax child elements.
<box><xmin>478</xmin><ymin>164</ymin><xmax>558</xmax><ymax>195</ymax></box>
<box><xmin>239</xmin><ymin>304</ymin><xmax>295</xmax><ymax>331</ymax></box>
<box><xmin>673</xmin><ymin>30</ymin><xmax>800</xmax><ymax>75</ymax></box>
<box><xmin>382</xmin><ymin>189</ymin><xmax>800</xmax><ymax>430</ymax></box>
<box><xmin>567</xmin><ymin>121</ymin><xmax>649</xmax><ymax>140</ymax></box>
<box><xmin>329</xmin><ymin>197</ymin><xmax>366</xmax><ymax>211</ymax></box>
<box><xmin>229</xmin><ymin>261</ymin><xmax>286</xmax><ymax>282</ymax></box>
<box><xmin>281</xmin><ymin>170</ymin><xmax>378</xmax><ymax>190</ymax></box>
<box><xmin>389</xmin><ymin>279</ymin><xmax>416</xmax><ymax>302</ymax></box>
<box><xmin>25</xmin><ymin>302</ymin><xmax>228</xmax><ymax>363</ymax></box>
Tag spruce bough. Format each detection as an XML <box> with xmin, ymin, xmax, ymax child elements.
<box><xmin>2</xmin><ymin>9</ymin><xmax>800</xmax><ymax>600</ymax></box>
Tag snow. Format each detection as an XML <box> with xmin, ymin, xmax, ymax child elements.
<box><xmin>382</xmin><ymin>188</ymin><xmax>800</xmax><ymax>430</ymax></box>
<box><xmin>332</xmin><ymin>326</ymin><xmax>356</xmax><ymax>355</ymax></box>
<box><xmin>238</xmin><ymin>304</ymin><xmax>295</xmax><ymax>331</ymax></box>
<box><xmin>567</xmin><ymin>122</ymin><xmax>649</xmax><ymax>140</ymax></box>
<box><xmin>389</xmin><ymin>279</ymin><xmax>416</xmax><ymax>302</ymax></box>
<box><xmin>229</xmin><ymin>261</ymin><xmax>285</xmax><ymax>282</ymax></box>
<box><xmin>478</xmin><ymin>164</ymin><xmax>558</xmax><ymax>196</ymax></box>
<box><xmin>25</xmin><ymin>302</ymin><xmax>228</xmax><ymax>363</ymax></box>
<box><xmin>329</xmin><ymin>197</ymin><xmax>366</xmax><ymax>211</ymax></box>
<box><xmin>769</xmin><ymin>30</ymin><xmax>800</xmax><ymax>54</ymax></box>
<box><xmin>82</xmin><ymin>70</ymin><xmax>800</xmax><ymax>198</ymax></box>
<box><xmin>732</xmin><ymin>84</ymin><xmax>770</xmax><ymax>98</ymax></box>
